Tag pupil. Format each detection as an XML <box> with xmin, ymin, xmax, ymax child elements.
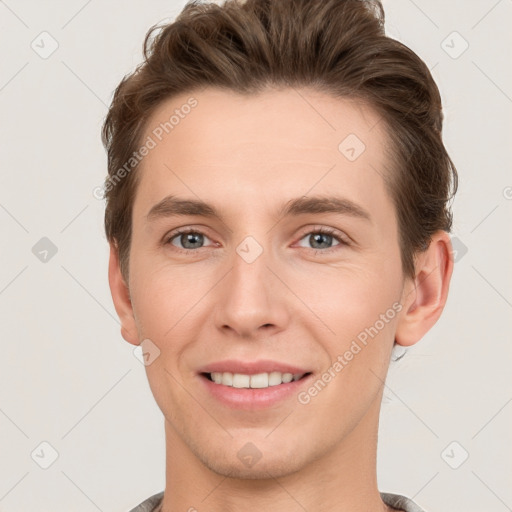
<box><xmin>183</xmin><ymin>233</ymin><xmax>203</xmax><ymax>248</ymax></box>
<box><xmin>311</xmin><ymin>233</ymin><xmax>331</xmax><ymax>249</ymax></box>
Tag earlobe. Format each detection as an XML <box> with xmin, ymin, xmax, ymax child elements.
<box><xmin>108</xmin><ymin>243</ymin><xmax>139</xmax><ymax>345</ymax></box>
<box><xmin>395</xmin><ymin>231</ymin><xmax>454</xmax><ymax>347</ymax></box>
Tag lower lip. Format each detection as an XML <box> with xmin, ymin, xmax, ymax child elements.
<box><xmin>199</xmin><ymin>373</ymin><xmax>313</xmax><ymax>410</ymax></box>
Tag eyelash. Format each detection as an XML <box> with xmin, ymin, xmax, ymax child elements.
<box><xmin>163</xmin><ymin>226</ymin><xmax>350</xmax><ymax>255</ymax></box>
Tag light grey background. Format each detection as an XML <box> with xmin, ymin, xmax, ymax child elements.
<box><xmin>0</xmin><ymin>1</ymin><xmax>511</xmax><ymax>511</ymax></box>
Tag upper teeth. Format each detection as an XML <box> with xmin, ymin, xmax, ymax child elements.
<box><xmin>209</xmin><ymin>372</ymin><xmax>304</xmax><ymax>388</ymax></box>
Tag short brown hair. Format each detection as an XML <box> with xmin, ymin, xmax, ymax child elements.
<box><xmin>102</xmin><ymin>0</ymin><xmax>458</xmax><ymax>282</ymax></box>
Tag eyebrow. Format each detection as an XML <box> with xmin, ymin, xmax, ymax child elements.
<box><xmin>146</xmin><ymin>194</ymin><xmax>372</xmax><ymax>223</ymax></box>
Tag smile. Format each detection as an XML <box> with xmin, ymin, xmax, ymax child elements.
<box><xmin>204</xmin><ymin>371</ymin><xmax>310</xmax><ymax>389</ymax></box>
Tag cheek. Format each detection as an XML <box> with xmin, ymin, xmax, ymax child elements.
<box><xmin>129</xmin><ymin>244</ymin><xmax>210</xmax><ymax>331</ymax></box>
<box><xmin>312</xmin><ymin>275</ymin><xmax>402</xmax><ymax>385</ymax></box>
<box><xmin>132</xmin><ymin>281</ymin><xmax>191</xmax><ymax>343</ymax></box>
<box><xmin>129</xmin><ymin>261</ymin><xmax>221</xmax><ymax>383</ymax></box>
<box><xmin>306</xmin><ymin>277</ymin><xmax>401</xmax><ymax>417</ymax></box>
<box><xmin>292</xmin><ymin>261</ymin><xmax>401</xmax><ymax>336</ymax></box>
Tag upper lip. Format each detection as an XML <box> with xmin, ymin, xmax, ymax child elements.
<box><xmin>198</xmin><ymin>359</ymin><xmax>312</xmax><ymax>376</ymax></box>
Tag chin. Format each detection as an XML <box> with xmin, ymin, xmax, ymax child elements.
<box><xmin>199</xmin><ymin>452</ymin><xmax>305</xmax><ymax>480</ymax></box>
<box><xmin>183</xmin><ymin>430</ymin><xmax>310</xmax><ymax>480</ymax></box>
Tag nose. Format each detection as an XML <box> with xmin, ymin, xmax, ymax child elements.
<box><xmin>214</xmin><ymin>239</ymin><xmax>290</xmax><ymax>339</ymax></box>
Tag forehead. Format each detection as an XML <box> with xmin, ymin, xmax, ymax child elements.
<box><xmin>133</xmin><ymin>87</ymin><xmax>393</xmax><ymax>220</ymax></box>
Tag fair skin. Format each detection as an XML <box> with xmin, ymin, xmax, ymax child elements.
<box><xmin>109</xmin><ymin>87</ymin><xmax>453</xmax><ymax>512</ymax></box>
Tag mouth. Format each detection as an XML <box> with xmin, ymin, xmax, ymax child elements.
<box><xmin>201</xmin><ymin>371</ymin><xmax>312</xmax><ymax>389</ymax></box>
<box><xmin>196</xmin><ymin>359</ymin><xmax>314</xmax><ymax>409</ymax></box>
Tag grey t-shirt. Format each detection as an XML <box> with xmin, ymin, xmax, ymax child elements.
<box><xmin>129</xmin><ymin>490</ymin><xmax>427</xmax><ymax>512</ymax></box>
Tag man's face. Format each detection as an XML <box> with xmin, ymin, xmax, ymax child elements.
<box><xmin>125</xmin><ymin>87</ymin><xmax>408</xmax><ymax>478</ymax></box>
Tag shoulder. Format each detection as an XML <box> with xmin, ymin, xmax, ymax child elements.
<box><xmin>128</xmin><ymin>491</ymin><xmax>164</xmax><ymax>512</ymax></box>
<box><xmin>381</xmin><ymin>492</ymin><xmax>428</xmax><ymax>512</ymax></box>
<box><xmin>129</xmin><ymin>490</ymin><xmax>426</xmax><ymax>512</ymax></box>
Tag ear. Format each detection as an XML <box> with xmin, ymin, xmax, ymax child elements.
<box><xmin>395</xmin><ymin>231</ymin><xmax>454</xmax><ymax>347</ymax></box>
<box><xmin>108</xmin><ymin>242</ymin><xmax>139</xmax><ymax>345</ymax></box>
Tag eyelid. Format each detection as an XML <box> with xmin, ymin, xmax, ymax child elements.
<box><xmin>294</xmin><ymin>225</ymin><xmax>352</xmax><ymax>247</ymax></box>
<box><xmin>163</xmin><ymin>226</ymin><xmax>217</xmax><ymax>251</ymax></box>
<box><xmin>163</xmin><ymin>224</ymin><xmax>352</xmax><ymax>252</ymax></box>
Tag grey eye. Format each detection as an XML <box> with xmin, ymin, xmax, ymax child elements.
<box><xmin>297</xmin><ymin>231</ymin><xmax>342</xmax><ymax>250</ymax></box>
<box><xmin>170</xmin><ymin>232</ymin><xmax>211</xmax><ymax>249</ymax></box>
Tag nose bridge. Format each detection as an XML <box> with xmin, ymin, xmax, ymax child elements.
<box><xmin>214</xmin><ymin>232</ymin><xmax>288</xmax><ymax>336</ymax></box>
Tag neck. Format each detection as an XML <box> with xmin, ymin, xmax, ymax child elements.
<box><xmin>160</xmin><ymin>391</ymin><xmax>392</xmax><ymax>512</ymax></box>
